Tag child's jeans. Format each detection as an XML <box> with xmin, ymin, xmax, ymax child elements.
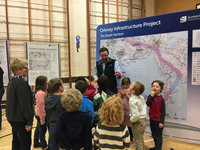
<box><xmin>33</xmin><ymin>118</ymin><xmax>40</xmax><ymax>145</ymax></box>
<box><xmin>35</xmin><ymin>115</ymin><xmax>48</xmax><ymax>149</ymax></box>
<box><xmin>49</xmin><ymin>126</ymin><xmax>59</xmax><ymax>150</ymax></box>
<box><xmin>150</xmin><ymin>119</ymin><xmax>164</xmax><ymax>150</ymax></box>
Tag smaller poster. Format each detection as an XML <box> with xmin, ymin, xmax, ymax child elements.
<box><xmin>0</xmin><ymin>40</ymin><xmax>9</xmax><ymax>85</ymax></box>
<box><xmin>192</xmin><ymin>52</ymin><xmax>200</xmax><ymax>85</ymax></box>
<box><xmin>26</xmin><ymin>42</ymin><xmax>60</xmax><ymax>85</ymax></box>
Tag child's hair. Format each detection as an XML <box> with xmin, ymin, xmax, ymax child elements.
<box><xmin>35</xmin><ymin>75</ymin><xmax>47</xmax><ymax>93</ymax></box>
<box><xmin>61</xmin><ymin>88</ymin><xmax>83</xmax><ymax>112</ymax></box>
<box><xmin>132</xmin><ymin>81</ymin><xmax>145</xmax><ymax>96</ymax></box>
<box><xmin>97</xmin><ymin>75</ymin><xmax>109</xmax><ymax>91</ymax></box>
<box><xmin>75</xmin><ymin>80</ymin><xmax>88</xmax><ymax>95</ymax></box>
<box><xmin>45</xmin><ymin>78</ymin><xmax>63</xmax><ymax>100</ymax></box>
<box><xmin>100</xmin><ymin>95</ymin><xmax>123</xmax><ymax>125</ymax></box>
<box><xmin>75</xmin><ymin>76</ymin><xmax>86</xmax><ymax>83</ymax></box>
<box><xmin>97</xmin><ymin>75</ymin><xmax>113</xmax><ymax>95</ymax></box>
<box><xmin>151</xmin><ymin>80</ymin><xmax>164</xmax><ymax>92</ymax></box>
<box><xmin>121</xmin><ymin>77</ymin><xmax>131</xmax><ymax>86</ymax></box>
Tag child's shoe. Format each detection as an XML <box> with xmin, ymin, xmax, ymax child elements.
<box><xmin>130</xmin><ymin>141</ymin><xmax>134</xmax><ymax>145</ymax></box>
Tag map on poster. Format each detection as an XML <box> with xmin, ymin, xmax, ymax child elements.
<box><xmin>101</xmin><ymin>31</ymin><xmax>188</xmax><ymax>121</ymax></box>
<box><xmin>26</xmin><ymin>42</ymin><xmax>60</xmax><ymax>85</ymax></box>
<box><xmin>29</xmin><ymin>52</ymin><xmax>51</xmax><ymax>71</ymax></box>
<box><xmin>0</xmin><ymin>40</ymin><xmax>9</xmax><ymax>85</ymax></box>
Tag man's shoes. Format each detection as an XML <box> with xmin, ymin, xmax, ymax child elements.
<box><xmin>149</xmin><ymin>147</ymin><xmax>156</xmax><ymax>150</ymax></box>
<box><xmin>33</xmin><ymin>143</ymin><xmax>42</xmax><ymax>148</ymax></box>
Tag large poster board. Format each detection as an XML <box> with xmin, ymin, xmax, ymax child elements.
<box><xmin>96</xmin><ymin>9</ymin><xmax>200</xmax><ymax>144</ymax></box>
<box><xmin>0</xmin><ymin>40</ymin><xmax>9</xmax><ymax>85</ymax></box>
<box><xmin>26</xmin><ymin>42</ymin><xmax>60</xmax><ymax>85</ymax></box>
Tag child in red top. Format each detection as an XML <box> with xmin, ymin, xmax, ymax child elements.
<box><xmin>146</xmin><ymin>80</ymin><xmax>166</xmax><ymax>150</ymax></box>
<box><xmin>75</xmin><ymin>76</ymin><xmax>96</xmax><ymax>101</ymax></box>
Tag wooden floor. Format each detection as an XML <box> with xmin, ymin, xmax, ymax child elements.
<box><xmin>0</xmin><ymin>109</ymin><xmax>200</xmax><ymax>150</ymax></box>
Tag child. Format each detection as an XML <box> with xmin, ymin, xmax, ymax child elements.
<box><xmin>146</xmin><ymin>80</ymin><xmax>166</xmax><ymax>150</ymax></box>
<box><xmin>118</xmin><ymin>77</ymin><xmax>133</xmax><ymax>144</ymax></box>
<box><xmin>55</xmin><ymin>88</ymin><xmax>92</xmax><ymax>150</ymax></box>
<box><xmin>94</xmin><ymin>95</ymin><xmax>130</xmax><ymax>149</ymax></box>
<box><xmin>34</xmin><ymin>76</ymin><xmax>48</xmax><ymax>150</ymax></box>
<box><xmin>129</xmin><ymin>81</ymin><xmax>147</xmax><ymax>150</ymax></box>
<box><xmin>75</xmin><ymin>76</ymin><xmax>96</xmax><ymax>101</ymax></box>
<box><xmin>93</xmin><ymin>75</ymin><xmax>113</xmax><ymax>126</ymax></box>
<box><xmin>45</xmin><ymin>78</ymin><xmax>65</xmax><ymax>150</ymax></box>
<box><xmin>75</xmin><ymin>80</ymin><xmax>94</xmax><ymax>126</ymax></box>
<box><xmin>33</xmin><ymin>88</ymin><xmax>41</xmax><ymax>148</ymax></box>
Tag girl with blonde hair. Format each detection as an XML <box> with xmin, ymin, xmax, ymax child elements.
<box><xmin>94</xmin><ymin>95</ymin><xmax>130</xmax><ymax>149</ymax></box>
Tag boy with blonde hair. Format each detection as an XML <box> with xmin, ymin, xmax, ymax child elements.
<box><xmin>129</xmin><ymin>81</ymin><xmax>147</xmax><ymax>150</ymax></box>
<box><xmin>55</xmin><ymin>88</ymin><xmax>92</xmax><ymax>150</ymax></box>
<box><xmin>94</xmin><ymin>95</ymin><xmax>130</xmax><ymax>149</ymax></box>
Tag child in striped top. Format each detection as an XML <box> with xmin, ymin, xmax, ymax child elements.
<box><xmin>94</xmin><ymin>95</ymin><xmax>130</xmax><ymax>150</ymax></box>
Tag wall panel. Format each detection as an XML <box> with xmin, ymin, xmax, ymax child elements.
<box><xmin>156</xmin><ymin>0</ymin><xmax>200</xmax><ymax>15</ymax></box>
<box><xmin>0</xmin><ymin>0</ymin><xmax>71</xmax><ymax>90</ymax></box>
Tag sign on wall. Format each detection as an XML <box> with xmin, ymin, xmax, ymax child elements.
<box><xmin>96</xmin><ymin>9</ymin><xmax>200</xmax><ymax>143</ymax></box>
<box><xmin>0</xmin><ymin>40</ymin><xmax>9</xmax><ymax>85</ymax></box>
<box><xmin>26</xmin><ymin>42</ymin><xmax>60</xmax><ymax>85</ymax></box>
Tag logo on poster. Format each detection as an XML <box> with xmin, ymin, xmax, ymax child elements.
<box><xmin>181</xmin><ymin>14</ymin><xmax>200</xmax><ymax>23</ymax></box>
<box><xmin>180</xmin><ymin>16</ymin><xmax>187</xmax><ymax>23</ymax></box>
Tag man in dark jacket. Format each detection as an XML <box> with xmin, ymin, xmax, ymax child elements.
<box><xmin>93</xmin><ymin>47</ymin><xmax>122</xmax><ymax>94</ymax></box>
<box><xmin>0</xmin><ymin>65</ymin><xmax>5</xmax><ymax>130</ymax></box>
<box><xmin>6</xmin><ymin>58</ymin><xmax>33</xmax><ymax>150</ymax></box>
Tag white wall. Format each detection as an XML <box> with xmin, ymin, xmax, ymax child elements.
<box><xmin>0</xmin><ymin>0</ymin><xmax>155</xmax><ymax>92</ymax></box>
<box><xmin>69</xmin><ymin>0</ymin><xmax>88</xmax><ymax>77</ymax></box>
<box><xmin>145</xmin><ymin>0</ymin><xmax>155</xmax><ymax>17</ymax></box>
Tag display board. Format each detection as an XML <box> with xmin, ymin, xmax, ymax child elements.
<box><xmin>96</xmin><ymin>9</ymin><xmax>200</xmax><ymax>144</ymax></box>
<box><xmin>26</xmin><ymin>42</ymin><xmax>60</xmax><ymax>85</ymax></box>
<box><xmin>0</xmin><ymin>40</ymin><xmax>9</xmax><ymax>85</ymax></box>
